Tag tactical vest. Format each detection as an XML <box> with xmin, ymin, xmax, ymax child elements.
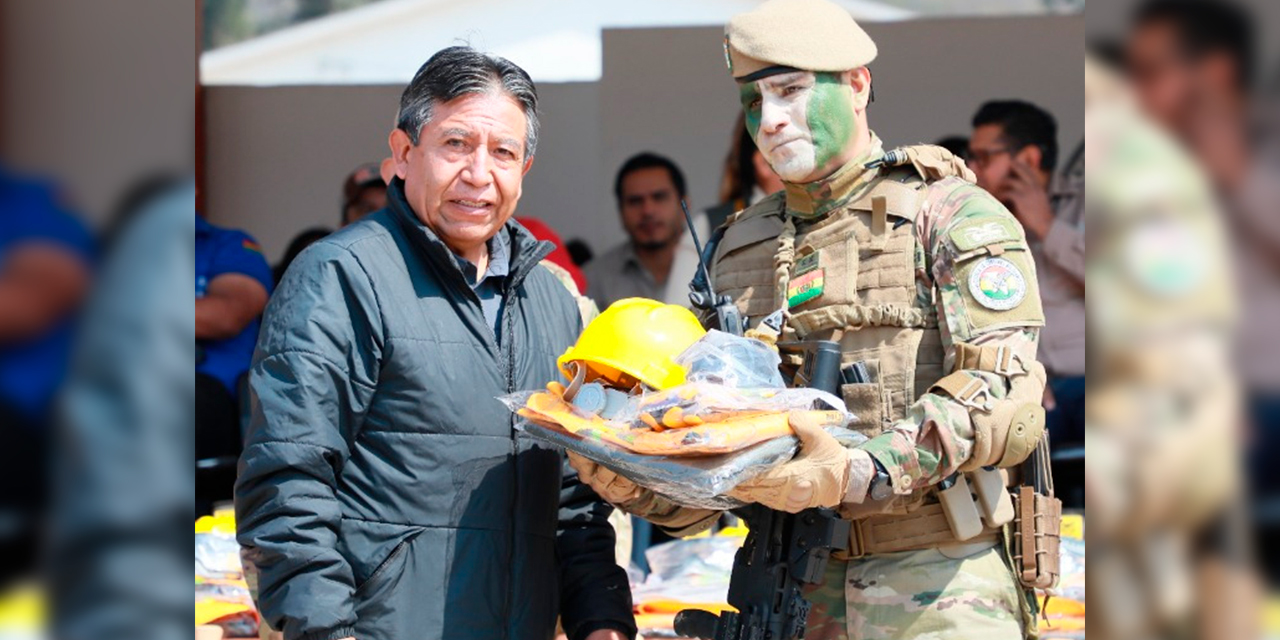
<box><xmin>710</xmin><ymin>163</ymin><xmax>944</xmax><ymax>439</ymax></box>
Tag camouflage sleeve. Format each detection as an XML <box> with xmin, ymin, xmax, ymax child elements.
<box><xmin>856</xmin><ymin>180</ymin><xmax>1047</xmax><ymax>494</ymax></box>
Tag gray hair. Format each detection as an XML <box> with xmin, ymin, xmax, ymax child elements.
<box><xmin>396</xmin><ymin>46</ymin><xmax>540</xmax><ymax>158</ymax></box>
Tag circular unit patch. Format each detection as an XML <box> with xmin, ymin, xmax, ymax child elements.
<box><xmin>967</xmin><ymin>257</ymin><xmax>1026</xmax><ymax>311</ymax></box>
<box><xmin>1122</xmin><ymin>218</ymin><xmax>1206</xmax><ymax>298</ymax></box>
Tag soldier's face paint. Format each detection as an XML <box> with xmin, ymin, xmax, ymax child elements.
<box><xmin>740</xmin><ymin>71</ymin><xmax>856</xmax><ymax>183</ymax></box>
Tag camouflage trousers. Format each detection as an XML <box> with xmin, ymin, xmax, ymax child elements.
<box><xmin>801</xmin><ymin>541</ymin><xmax>1030</xmax><ymax>640</ymax></box>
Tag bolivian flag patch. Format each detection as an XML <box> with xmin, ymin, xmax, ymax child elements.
<box><xmin>787</xmin><ymin>268</ymin><xmax>824</xmax><ymax>308</ymax></box>
<box><xmin>242</xmin><ymin>239</ymin><xmax>263</xmax><ymax>255</ymax></box>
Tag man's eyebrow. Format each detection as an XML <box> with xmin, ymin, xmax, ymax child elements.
<box><xmin>761</xmin><ymin>71</ymin><xmax>808</xmax><ymax>88</ymax></box>
<box><xmin>493</xmin><ymin>136</ymin><xmax>522</xmax><ymax>149</ymax></box>
<box><xmin>440</xmin><ymin>127</ymin><xmax>473</xmax><ymax>139</ymax></box>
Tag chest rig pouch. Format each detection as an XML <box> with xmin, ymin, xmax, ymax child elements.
<box><xmin>711</xmin><ymin>165</ymin><xmax>946</xmax><ymax>440</ymax></box>
<box><xmin>784</xmin><ymin>169</ymin><xmax>944</xmax><ymax>438</ymax></box>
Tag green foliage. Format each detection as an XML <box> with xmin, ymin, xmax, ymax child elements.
<box><xmin>202</xmin><ymin>0</ymin><xmax>386</xmax><ymax>51</ymax></box>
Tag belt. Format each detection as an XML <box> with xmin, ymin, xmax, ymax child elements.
<box><xmin>833</xmin><ymin>502</ymin><xmax>1001</xmax><ymax>560</ymax></box>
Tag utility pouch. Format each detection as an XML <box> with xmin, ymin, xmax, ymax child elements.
<box><xmin>1011</xmin><ymin>436</ymin><xmax>1061</xmax><ymax>590</ymax></box>
<box><xmin>937</xmin><ymin>473</ymin><xmax>985</xmax><ymax>541</ymax></box>
<box><xmin>970</xmin><ymin>466</ymin><xmax>1015</xmax><ymax>527</ymax></box>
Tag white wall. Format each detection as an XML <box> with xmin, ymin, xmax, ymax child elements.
<box><xmin>1</xmin><ymin>0</ymin><xmax>194</xmax><ymax>225</ymax></box>
<box><xmin>204</xmin><ymin>81</ymin><xmax>603</xmax><ymax>256</ymax></box>
<box><xmin>205</xmin><ymin>84</ymin><xmax>403</xmax><ymax>246</ymax></box>
<box><xmin>205</xmin><ymin>14</ymin><xmax>1083</xmax><ymax>263</ymax></box>
<box><xmin>594</xmin><ymin>16</ymin><xmax>1085</xmax><ymax>253</ymax></box>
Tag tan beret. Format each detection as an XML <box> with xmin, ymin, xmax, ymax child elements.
<box><xmin>724</xmin><ymin>0</ymin><xmax>878</xmax><ymax>81</ymax></box>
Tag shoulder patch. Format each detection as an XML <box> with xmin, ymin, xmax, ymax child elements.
<box><xmin>948</xmin><ymin>217</ymin><xmax>1021</xmax><ymax>252</ymax></box>
<box><xmin>967</xmin><ymin>256</ymin><xmax>1027</xmax><ymax>310</ymax></box>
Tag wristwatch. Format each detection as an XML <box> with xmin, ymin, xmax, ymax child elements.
<box><xmin>868</xmin><ymin>457</ymin><xmax>893</xmax><ymax>501</ymax></box>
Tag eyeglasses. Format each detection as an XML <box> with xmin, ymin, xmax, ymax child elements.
<box><xmin>965</xmin><ymin>146</ymin><xmax>1013</xmax><ymax>168</ymax></box>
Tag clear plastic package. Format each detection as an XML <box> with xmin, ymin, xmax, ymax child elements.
<box><xmin>634</xmin><ymin>534</ymin><xmax>741</xmax><ymax>602</ymax></box>
<box><xmin>630</xmin><ymin>534</ymin><xmax>744</xmax><ymax>637</ymax></box>
<box><xmin>195</xmin><ymin>529</ymin><xmax>243</xmax><ymax>580</ymax></box>
<box><xmin>501</xmin><ymin>329</ymin><xmax>864</xmax><ymax>507</ymax></box>
<box><xmin>516</xmin><ymin>419</ymin><xmax>867</xmax><ymax>509</ymax></box>
<box><xmin>675</xmin><ymin>330</ymin><xmax>786</xmax><ymax>389</ymax></box>
<box><xmin>519</xmin><ymin>419</ymin><xmax>794</xmax><ymax>509</ymax></box>
<box><xmin>502</xmin><ymin>383</ymin><xmax>849</xmax><ymax>457</ymax></box>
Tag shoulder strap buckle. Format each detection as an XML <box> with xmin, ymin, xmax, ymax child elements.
<box><xmin>932</xmin><ymin>371</ymin><xmax>994</xmax><ymax>413</ymax></box>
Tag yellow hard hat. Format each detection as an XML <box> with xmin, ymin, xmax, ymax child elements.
<box><xmin>558</xmin><ymin>298</ymin><xmax>707</xmax><ymax>390</ymax></box>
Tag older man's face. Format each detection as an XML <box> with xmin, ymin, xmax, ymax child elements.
<box><xmin>739</xmin><ymin>71</ymin><xmax>857</xmax><ymax>183</ymax></box>
<box><xmin>394</xmin><ymin>92</ymin><xmax>531</xmax><ymax>258</ymax></box>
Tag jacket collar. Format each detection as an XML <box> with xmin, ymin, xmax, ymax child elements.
<box><xmin>385</xmin><ymin>177</ymin><xmax>552</xmax><ymax>290</ymax></box>
<box><xmin>782</xmin><ymin>132</ymin><xmax>884</xmax><ymax>219</ymax></box>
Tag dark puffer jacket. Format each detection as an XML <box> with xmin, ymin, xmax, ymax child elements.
<box><xmin>235</xmin><ymin>180</ymin><xmax>634</xmax><ymax>640</ymax></box>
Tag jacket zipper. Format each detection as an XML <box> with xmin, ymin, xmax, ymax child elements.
<box><xmin>502</xmin><ymin>293</ymin><xmax>517</xmax><ymax>640</ymax></box>
<box><xmin>500</xmin><ymin>248</ymin><xmax>538</xmax><ymax>640</ymax></box>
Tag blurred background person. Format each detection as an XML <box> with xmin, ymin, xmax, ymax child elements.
<box><xmin>585</xmin><ymin>152</ymin><xmax>689</xmax><ymax>309</ymax></box>
<box><xmin>52</xmin><ymin>181</ymin><xmax>194</xmax><ymax>640</ymax></box>
<box><xmin>1085</xmin><ymin>51</ymin><xmax>1253</xmax><ymax>640</ymax></box>
<box><xmin>565</xmin><ymin>238</ymin><xmax>594</xmax><ymax>268</ymax></box>
<box><xmin>933</xmin><ymin>134</ymin><xmax>971</xmax><ymax>160</ymax></box>
<box><xmin>968</xmin><ymin>99</ymin><xmax>1086</xmax><ymax>506</ymax></box>
<box><xmin>195</xmin><ymin>215</ymin><xmax>271</xmax><ymax>513</ymax></box>
<box><xmin>705</xmin><ymin>113</ymin><xmax>784</xmax><ymax>232</ymax></box>
<box><xmin>1127</xmin><ymin>0</ymin><xmax>1255</xmax><ymax>194</ymax></box>
<box><xmin>272</xmin><ymin>226</ymin><xmax>332</xmax><ymax>285</ymax></box>
<box><xmin>340</xmin><ymin>161</ymin><xmax>388</xmax><ymax>227</ymax></box>
<box><xmin>517</xmin><ymin>216</ymin><xmax>588</xmax><ymax>294</ymax></box>
<box><xmin>0</xmin><ymin>166</ymin><xmax>93</xmax><ymax>585</ymax></box>
<box><xmin>1127</xmin><ymin>1</ymin><xmax>1280</xmax><ymax>584</ymax></box>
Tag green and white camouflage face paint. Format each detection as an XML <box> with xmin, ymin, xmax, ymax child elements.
<box><xmin>739</xmin><ymin>71</ymin><xmax>857</xmax><ymax>183</ymax></box>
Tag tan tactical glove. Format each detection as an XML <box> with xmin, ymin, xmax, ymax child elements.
<box><xmin>569</xmin><ymin>451</ymin><xmax>720</xmax><ymax>534</ymax></box>
<box><xmin>727</xmin><ymin>411</ymin><xmax>851</xmax><ymax>512</ymax></box>
<box><xmin>568</xmin><ymin>452</ymin><xmax>643</xmax><ymax>504</ymax></box>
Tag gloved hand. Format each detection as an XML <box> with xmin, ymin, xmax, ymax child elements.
<box><xmin>568</xmin><ymin>452</ymin><xmax>643</xmax><ymax>505</ymax></box>
<box><xmin>727</xmin><ymin>411</ymin><xmax>851</xmax><ymax>512</ymax></box>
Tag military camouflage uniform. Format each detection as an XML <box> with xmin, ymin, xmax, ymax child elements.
<box><xmin>1085</xmin><ymin>58</ymin><xmax>1241</xmax><ymax>639</ymax></box>
<box><xmin>589</xmin><ymin>2</ymin><xmax>1050</xmax><ymax>635</ymax></box>
<box><xmin>691</xmin><ymin>133</ymin><xmax>1045</xmax><ymax>639</ymax></box>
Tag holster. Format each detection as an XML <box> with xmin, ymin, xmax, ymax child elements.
<box><xmin>1011</xmin><ymin>436</ymin><xmax>1061</xmax><ymax>590</ymax></box>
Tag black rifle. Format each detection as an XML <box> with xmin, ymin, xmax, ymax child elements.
<box><xmin>679</xmin><ymin>202</ymin><xmax>851</xmax><ymax>640</ymax></box>
<box><xmin>674</xmin><ymin>505</ymin><xmax>850</xmax><ymax>640</ymax></box>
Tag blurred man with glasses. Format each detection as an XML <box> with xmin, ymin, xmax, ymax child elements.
<box><xmin>969</xmin><ymin>100</ymin><xmax>1085</xmax><ymax>485</ymax></box>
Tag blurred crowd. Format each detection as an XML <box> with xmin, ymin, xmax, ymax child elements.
<box><xmin>0</xmin><ymin>0</ymin><xmax>1276</xmax><ymax>637</ymax></box>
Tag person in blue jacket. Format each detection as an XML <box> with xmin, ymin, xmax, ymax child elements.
<box><xmin>196</xmin><ymin>213</ymin><xmax>272</xmax><ymax>509</ymax></box>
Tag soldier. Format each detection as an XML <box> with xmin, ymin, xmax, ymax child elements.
<box><xmin>570</xmin><ymin>0</ymin><xmax>1050</xmax><ymax>638</ymax></box>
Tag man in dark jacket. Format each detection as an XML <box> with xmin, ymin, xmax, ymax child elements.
<box><xmin>235</xmin><ymin>47</ymin><xmax>635</xmax><ymax>640</ymax></box>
